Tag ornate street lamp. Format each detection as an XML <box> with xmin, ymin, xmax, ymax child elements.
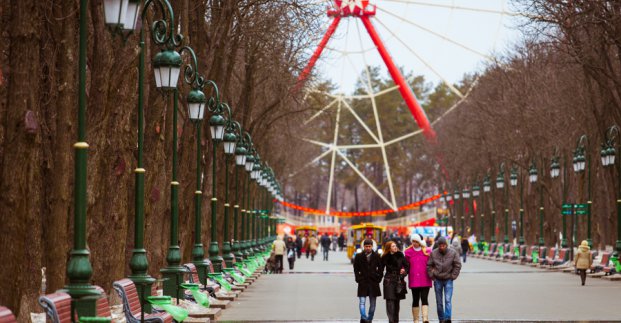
<box><xmin>232</xmin><ymin>134</ymin><xmax>248</xmax><ymax>261</ymax></box>
<box><xmin>497</xmin><ymin>164</ymin><xmax>509</xmax><ymax>243</ymax></box>
<box><xmin>530</xmin><ymin>159</ymin><xmax>545</xmax><ymax>246</ymax></box>
<box><xmin>551</xmin><ymin>149</ymin><xmax>568</xmax><ymax>248</ymax></box>
<box><xmin>510</xmin><ymin>166</ymin><xmax>525</xmax><ymax>245</ymax></box>
<box><xmin>207</xmin><ymin>102</ymin><xmax>231</xmax><ymax>273</ymax></box>
<box><xmin>602</xmin><ymin>125</ymin><xmax>621</xmax><ymax>255</ymax></box>
<box><xmin>222</xmin><ymin>120</ymin><xmax>241</xmax><ymax>268</ymax></box>
<box><xmin>573</xmin><ymin>135</ymin><xmax>592</xmax><ymax>247</ymax></box>
<box><xmin>473</xmin><ymin>181</ymin><xmax>482</xmax><ymax>243</ymax></box>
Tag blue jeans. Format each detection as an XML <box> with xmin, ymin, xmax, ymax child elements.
<box><xmin>358</xmin><ymin>296</ymin><xmax>377</xmax><ymax>321</ymax></box>
<box><xmin>462</xmin><ymin>251</ymin><xmax>467</xmax><ymax>263</ymax></box>
<box><xmin>433</xmin><ymin>279</ymin><xmax>453</xmax><ymax>320</ymax></box>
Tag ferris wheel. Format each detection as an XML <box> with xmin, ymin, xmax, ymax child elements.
<box><xmin>290</xmin><ymin>0</ymin><xmax>526</xmax><ymax>215</ymax></box>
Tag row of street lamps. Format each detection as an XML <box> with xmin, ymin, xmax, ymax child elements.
<box><xmin>440</xmin><ymin>130</ymin><xmax>621</xmax><ymax>257</ymax></box>
<box><xmin>66</xmin><ymin>0</ymin><xmax>283</xmax><ymax>317</ymax></box>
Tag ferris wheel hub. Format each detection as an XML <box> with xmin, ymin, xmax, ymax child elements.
<box><xmin>329</xmin><ymin>0</ymin><xmax>376</xmax><ymax>17</ymax></box>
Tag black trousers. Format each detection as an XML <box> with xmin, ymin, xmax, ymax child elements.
<box><xmin>275</xmin><ymin>255</ymin><xmax>284</xmax><ymax>273</ymax></box>
<box><xmin>578</xmin><ymin>269</ymin><xmax>587</xmax><ymax>285</ymax></box>
<box><xmin>386</xmin><ymin>299</ymin><xmax>400</xmax><ymax>323</ymax></box>
<box><xmin>287</xmin><ymin>257</ymin><xmax>295</xmax><ymax>270</ymax></box>
<box><xmin>411</xmin><ymin>287</ymin><xmax>430</xmax><ymax>307</ymax></box>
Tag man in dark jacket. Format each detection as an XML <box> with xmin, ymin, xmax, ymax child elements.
<box><xmin>295</xmin><ymin>235</ymin><xmax>303</xmax><ymax>259</ymax></box>
<box><xmin>321</xmin><ymin>234</ymin><xmax>331</xmax><ymax>261</ymax></box>
<box><xmin>353</xmin><ymin>239</ymin><xmax>382</xmax><ymax>323</ymax></box>
<box><xmin>427</xmin><ymin>237</ymin><xmax>461</xmax><ymax>323</ymax></box>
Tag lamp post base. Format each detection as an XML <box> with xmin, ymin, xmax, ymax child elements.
<box><xmin>208</xmin><ymin>242</ymin><xmax>223</xmax><ymax>272</ymax></box>
<box><xmin>616</xmin><ymin>240</ymin><xmax>621</xmax><ymax>254</ymax></box>
<box><xmin>233</xmin><ymin>240</ymin><xmax>244</xmax><ymax>261</ymax></box>
<box><xmin>538</xmin><ymin>237</ymin><xmax>545</xmax><ymax>247</ymax></box>
<box><xmin>504</xmin><ymin>235</ymin><xmax>509</xmax><ymax>244</ymax></box>
<box><xmin>561</xmin><ymin>238</ymin><xmax>568</xmax><ymax>248</ymax></box>
<box><xmin>491</xmin><ymin>236</ymin><xmax>496</xmax><ymax>243</ymax></box>
<box><xmin>160</xmin><ymin>266</ymin><xmax>186</xmax><ymax>299</ymax></box>
<box><xmin>222</xmin><ymin>242</ymin><xmax>235</xmax><ymax>268</ymax></box>
<box><xmin>519</xmin><ymin>236</ymin><xmax>525</xmax><ymax>246</ymax></box>
<box><xmin>587</xmin><ymin>238</ymin><xmax>593</xmax><ymax>249</ymax></box>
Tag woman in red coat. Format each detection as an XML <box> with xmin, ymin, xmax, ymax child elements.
<box><xmin>404</xmin><ymin>234</ymin><xmax>432</xmax><ymax>323</ymax></box>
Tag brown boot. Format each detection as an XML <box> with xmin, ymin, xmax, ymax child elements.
<box><xmin>421</xmin><ymin>305</ymin><xmax>429</xmax><ymax>323</ymax></box>
<box><xmin>412</xmin><ymin>307</ymin><xmax>420</xmax><ymax>323</ymax></box>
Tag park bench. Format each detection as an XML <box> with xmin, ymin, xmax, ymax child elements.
<box><xmin>38</xmin><ymin>292</ymin><xmax>73</xmax><ymax>323</ymax></box>
<box><xmin>550</xmin><ymin>248</ymin><xmax>570</xmax><ymax>267</ymax></box>
<box><xmin>486</xmin><ymin>243</ymin><xmax>496</xmax><ymax>258</ymax></box>
<box><xmin>183</xmin><ymin>263</ymin><xmax>231</xmax><ymax>309</ymax></box>
<box><xmin>540</xmin><ymin>247</ymin><xmax>557</xmax><ymax>265</ymax></box>
<box><xmin>522</xmin><ymin>245</ymin><xmax>541</xmax><ymax>264</ymax></box>
<box><xmin>112</xmin><ymin>278</ymin><xmax>173</xmax><ymax>323</ymax></box>
<box><xmin>0</xmin><ymin>306</ymin><xmax>17</xmax><ymax>323</ymax></box>
<box><xmin>502</xmin><ymin>244</ymin><xmax>515</xmax><ymax>261</ymax></box>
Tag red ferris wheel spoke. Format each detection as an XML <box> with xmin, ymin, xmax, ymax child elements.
<box><xmin>294</xmin><ymin>16</ymin><xmax>342</xmax><ymax>92</ymax></box>
<box><xmin>360</xmin><ymin>16</ymin><xmax>435</xmax><ymax>140</ymax></box>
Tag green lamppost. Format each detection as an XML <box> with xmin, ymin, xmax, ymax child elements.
<box><xmin>529</xmin><ymin>159</ymin><xmax>545</xmax><ymax>246</ymax></box>
<box><xmin>510</xmin><ymin>166</ymin><xmax>524</xmax><ymax>245</ymax></box>
<box><xmin>549</xmin><ymin>150</ymin><xmax>567</xmax><ymax>247</ymax></box>
<box><xmin>453</xmin><ymin>189</ymin><xmax>461</xmax><ymax>237</ymax></box>
<box><xmin>188</xmin><ymin>78</ymin><xmax>210</xmax><ymax>285</ymax></box>
<box><xmin>497</xmin><ymin>163</ymin><xmax>508</xmax><ymax>243</ymax></box>
<box><xmin>232</xmin><ymin>132</ymin><xmax>249</xmax><ymax>260</ymax></box>
<box><xmin>445</xmin><ymin>193</ymin><xmax>453</xmax><ymax>235</ymax></box>
<box><xmin>602</xmin><ymin>125</ymin><xmax>621</xmax><ymax>254</ymax></box>
<box><xmin>473</xmin><ymin>181</ymin><xmax>482</xmax><ymax>242</ymax></box>
<box><xmin>573</xmin><ymin>135</ymin><xmax>591</xmax><ymax>247</ymax></box>
<box><xmin>463</xmin><ymin>187</ymin><xmax>471</xmax><ymax>236</ymax></box>
<box><xmin>222</xmin><ymin>120</ymin><xmax>242</xmax><ymax>267</ymax></box>
<box><xmin>482</xmin><ymin>176</ymin><xmax>491</xmax><ymax>243</ymax></box>
<box><xmin>208</xmin><ymin>102</ymin><xmax>229</xmax><ymax>272</ymax></box>
<box><xmin>62</xmin><ymin>0</ymin><xmax>102</xmax><ymax>316</ymax></box>
<box><xmin>243</xmin><ymin>149</ymin><xmax>256</xmax><ymax>256</ymax></box>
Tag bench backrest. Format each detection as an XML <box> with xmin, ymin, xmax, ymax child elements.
<box><xmin>93</xmin><ymin>286</ymin><xmax>112</xmax><ymax>319</ymax></box>
<box><xmin>184</xmin><ymin>263</ymin><xmax>203</xmax><ymax>285</ymax></box>
<box><xmin>546</xmin><ymin>247</ymin><xmax>556</xmax><ymax>259</ymax></box>
<box><xmin>112</xmin><ymin>278</ymin><xmax>141</xmax><ymax>317</ymax></box>
<box><xmin>489</xmin><ymin>243</ymin><xmax>496</xmax><ymax>253</ymax></box>
<box><xmin>39</xmin><ymin>292</ymin><xmax>72</xmax><ymax>323</ymax></box>
<box><xmin>600</xmin><ymin>252</ymin><xmax>611</xmax><ymax>265</ymax></box>
<box><xmin>0</xmin><ymin>306</ymin><xmax>16</xmax><ymax>323</ymax></box>
<box><xmin>538</xmin><ymin>246</ymin><xmax>547</xmax><ymax>256</ymax></box>
<box><xmin>557</xmin><ymin>248</ymin><xmax>568</xmax><ymax>261</ymax></box>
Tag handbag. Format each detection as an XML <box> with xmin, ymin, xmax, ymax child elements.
<box><xmin>287</xmin><ymin>249</ymin><xmax>294</xmax><ymax>258</ymax></box>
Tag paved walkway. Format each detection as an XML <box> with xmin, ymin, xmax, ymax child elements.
<box><xmin>219</xmin><ymin>250</ymin><xmax>621</xmax><ymax>322</ymax></box>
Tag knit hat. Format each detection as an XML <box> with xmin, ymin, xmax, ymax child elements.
<box><xmin>411</xmin><ymin>234</ymin><xmax>426</xmax><ymax>247</ymax></box>
<box><xmin>437</xmin><ymin>236</ymin><xmax>447</xmax><ymax>246</ymax></box>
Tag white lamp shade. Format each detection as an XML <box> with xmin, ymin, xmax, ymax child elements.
<box><xmin>497</xmin><ymin>182</ymin><xmax>504</xmax><ymax>189</ymax></box>
<box><xmin>224</xmin><ymin>141</ymin><xmax>236</xmax><ymax>155</ymax></box>
<box><xmin>245</xmin><ymin>160</ymin><xmax>254</xmax><ymax>172</ymax></box>
<box><xmin>188</xmin><ymin>102</ymin><xmax>205</xmax><ymax>121</ymax></box>
<box><xmin>104</xmin><ymin>0</ymin><xmax>128</xmax><ymax>26</ymax></box>
<box><xmin>473</xmin><ymin>190</ymin><xmax>479</xmax><ymax>197</ymax></box>
<box><xmin>611</xmin><ymin>154</ymin><xmax>616</xmax><ymax>165</ymax></box>
<box><xmin>210</xmin><ymin>124</ymin><xmax>225</xmax><ymax>141</ymax></box>
<box><xmin>154</xmin><ymin>66</ymin><xmax>181</xmax><ymax>89</ymax></box>
<box><xmin>602</xmin><ymin>155</ymin><xmax>608</xmax><ymax>166</ymax></box>
<box><xmin>510</xmin><ymin>179</ymin><xmax>517</xmax><ymax>186</ymax></box>
<box><xmin>483</xmin><ymin>186</ymin><xmax>490</xmax><ymax>192</ymax></box>
<box><xmin>122</xmin><ymin>1</ymin><xmax>140</xmax><ymax>31</ymax></box>
<box><xmin>446</xmin><ymin>196</ymin><xmax>452</xmax><ymax>201</ymax></box>
<box><xmin>236</xmin><ymin>154</ymin><xmax>246</xmax><ymax>166</ymax></box>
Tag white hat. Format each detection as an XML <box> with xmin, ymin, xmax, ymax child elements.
<box><xmin>412</xmin><ymin>234</ymin><xmax>426</xmax><ymax>247</ymax></box>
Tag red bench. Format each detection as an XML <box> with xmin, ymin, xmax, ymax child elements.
<box><xmin>0</xmin><ymin>306</ymin><xmax>17</xmax><ymax>323</ymax></box>
<box><xmin>591</xmin><ymin>252</ymin><xmax>610</xmax><ymax>273</ymax></box>
<box><xmin>112</xmin><ymin>278</ymin><xmax>173</xmax><ymax>323</ymax></box>
<box><xmin>38</xmin><ymin>292</ymin><xmax>73</xmax><ymax>323</ymax></box>
<box><xmin>541</xmin><ymin>247</ymin><xmax>557</xmax><ymax>265</ymax></box>
<box><xmin>551</xmin><ymin>248</ymin><xmax>570</xmax><ymax>266</ymax></box>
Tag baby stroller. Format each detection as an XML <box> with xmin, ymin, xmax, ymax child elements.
<box><xmin>264</xmin><ymin>252</ymin><xmax>277</xmax><ymax>274</ymax></box>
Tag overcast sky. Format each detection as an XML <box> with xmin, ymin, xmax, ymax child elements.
<box><xmin>313</xmin><ymin>0</ymin><xmax>525</xmax><ymax>94</ymax></box>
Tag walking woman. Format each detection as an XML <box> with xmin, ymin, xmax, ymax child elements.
<box><xmin>380</xmin><ymin>241</ymin><xmax>409</xmax><ymax>323</ymax></box>
<box><xmin>404</xmin><ymin>235</ymin><xmax>432</xmax><ymax>323</ymax></box>
<box><xmin>574</xmin><ymin>240</ymin><xmax>593</xmax><ymax>286</ymax></box>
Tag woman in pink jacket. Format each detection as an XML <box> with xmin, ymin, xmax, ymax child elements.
<box><xmin>404</xmin><ymin>234</ymin><xmax>432</xmax><ymax>323</ymax></box>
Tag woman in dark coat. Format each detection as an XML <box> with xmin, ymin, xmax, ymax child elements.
<box><xmin>380</xmin><ymin>241</ymin><xmax>409</xmax><ymax>323</ymax></box>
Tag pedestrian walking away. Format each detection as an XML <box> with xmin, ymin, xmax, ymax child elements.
<box><xmin>309</xmin><ymin>234</ymin><xmax>319</xmax><ymax>261</ymax></box>
<box><xmin>272</xmin><ymin>235</ymin><xmax>286</xmax><ymax>274</ymax></box>
<box><xmin>321</xmin><ymin>233</ymin><xmax>331</xmax><ymax>261</ymax></box>
<box><xmin>304</xmin><ymin>235</ymin><xmax>311</xmax><ymax>259</ymax></box>
<box><xmin>286</xmin><ymin>236</ymin><xmax>296</xmax><ymax>270</ymax></box>
<box><xmin>380</xmin><ymin>241</ymin><xmax>409</xmax><ymax>323</ymax></box>
<box><xmin>295</xmin><ymin>234</ymin><xmax>303</xmax><ymax>259</ymax></box>
<box><xmin>338</xmin><ymin>232</ymin><xmax>346</xmax><ymax>251</ymax></box>
<box><xmin>354</xmin><ymin>239</ymin><xmax>383</xmax><ymax>323</ymax></box>
<box><xmin>427</xmin><ymin>236</ymin><xmax>461</xmax><ymax>323</ymax></box>
<box><xmin>574</xmin><ymin>240</ymin><xmax>593</xmax><ymax>286</ymax></box>
<box><xmin>460</xmin><ymin>237</ymin><xmax>469</xmax><ymax>263</ymax></box>
<box><xmin>405</xmin><ymin>234</ymin><xmax>432</xmax><ymax>323</ymax></box>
